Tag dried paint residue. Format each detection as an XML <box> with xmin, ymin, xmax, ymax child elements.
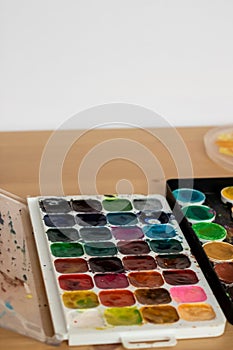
<box><xmin>170</xmin><ymin>286</ymin><xmax>207</xmax><ymax>303</ymax></box>
<box><xmin>54</xmin><ymin>258</ymin><xmax>88</xmax><ymax>274</ymax></box>
<box><xmin>181</xmin><ymin>205</ymin><xmax>215</xmax><ymax>223</ymax></box>
<box><xmin>107</xmin><ymin>212</ymin><xmax>138</xmax><ymax>226</ymax></box>
<box><xmin>71</xmin><ymin>199</ymin><xmax>102</xmax><ymax>212</ymax></box>
<box><xmin>76</xmin><ymin>213</ymin><xmax>107</xmax><ymax>226</ymax></box>
<box><xmin>102</xmin><ymin>198</ymin><xmax>132</xmax><ymax>212</ymax></box>
<box><xmin>80</xmin><ymin>227</ymin><xmax>112</xmax><ymax>241</ymax></box>
<box><xmin>89</xmin><ymin>257</ymin><xmax>124</xmax><ymax>273</ymax></box>
<box><xmin>163</xmin><ymin>270</ymin><xmax>198</xmax><ymax>285</ymax></box>
<box><xmin>117</xmin><ymin>240</ymin><xmax>150</xmax><ymax>255</ymax></box>
<box><xmin>0</xmin><ymin>212</ymin><xmax>4</xmax><ymax>225</ymax></box>
<box><xmin>7</xmin><ymin>211</ymin><xmax>16</xmax><ymax>234</ymax></box>
<box><xmin>122</xmin><ymin>255</ymin><xmax>156</xmax><ymax>271</ymax></box>
<box><xmin>133</xmin><ymin>198</ymin><xmax>162</xmax><ymax>211</ymax></box>
<box><xmin>104</xmin><ymin>307</ymin><xmax>142</xmax><ymax>326</ymax></box>
<box><xmin>50</xmin><ymin>242</ymin><xmax>84</xmax><ymax>257</ymax></box>
<box><xmin>135</xmin><ymin>288</ymin><xmax>171</xmax><ymax>305</ymax></box>
<box><xmin>221</xmin><ymin>186</ymin><xmax>233</xmax><ymax>201</ymax></box>
<box><xmin>94</xmin><ymin>273</ymin><xmax>129</xmax><ymax>289</ymax></box>
<box><xmin>46</xmin><ymin>228</ymin><xmax>80</xmax><ymax>242</ymax></box>
<box><xmin>111</xmin><ymin>226</ymin><xmax>144</xmax><ymax>240</ymax></box>
<box><xmin>214</xmin><ymin>262</ymin><xmax>233</xmax><ymax>284</ymax></box>
<box><xmin>99</xmin><ymin>290</ymin><xmax>135</xmax><ymax>307</ymax></box>
<box><xmin>192</xmin><ymin>222</ymin><xmax>226</xmax><ymax>242</ymax></box>
<box><xmin>0</xmin><ymin>270</ymin><xmax>24</xmax><ymax>290</ymax></box>
<box><xmin>203</xmin><ymin>241</ymin><xmax>233</xmax><ymax>261</ymax></box>
<box><xmin>44</xmin><ymin>213</ymin><xmax>75</xmax><ymax>227</ymax></box>
<box><xmin>84</xmin><ymin>241</ymin><xmax>117</xmax><ymax>256</ymax></box>
<box><xmin>39</xmin><ymin>198</ymin><xmax>71</xmax><ymax>213</ymax></box>
<box><xmin>178</xmin><ymin>303</ymin><xmax>216</xmax><ymax>321</ymax></box>
<box><xmin>58</xmin><ymin>274</ymin><xmax>94</xmax><ymax>291</ymax></box>
<box><xmin>149</xmin><ymin>239</ymin><xmax>182</xmax><ymax>254</ymax></box>
<box><xmin>156</xmin><ymin>254</ymin><xmax>191</xmax><ymax>269</ymax></box>
<box><xmin>141</xmin><ymin>305</ymin><xmax>179</xmax><ymax>324</ymax></box>
<box><xmin>143</xmin><ymin>224</ymin><xmax>176</xmax><ymax>239</ymax></box>
<box><xmin>128</xmin><ymin>271</ymin><xmax>164</xmax><ymax>288</ymax></box>
<box><xmin>62</xmin><ymin>291</ymin><xmax>99</xmax><ymax>309</ymax></box>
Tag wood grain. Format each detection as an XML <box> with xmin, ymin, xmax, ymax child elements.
<box><xmin>0</xmin><ymin>126</ymin><xmax>232</xmax><ymax>350</ymax></box>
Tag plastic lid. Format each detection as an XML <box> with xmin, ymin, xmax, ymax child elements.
<box><xmin>0</xmin><ymin>189</ymin><xmax>58</xmax><ymax>345</ymax></box>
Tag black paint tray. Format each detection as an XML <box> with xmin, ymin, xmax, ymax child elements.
<box><xmin>166</xmin><ymin>177</ymin><xmax>233</xmax><ymax>324</ymax></box>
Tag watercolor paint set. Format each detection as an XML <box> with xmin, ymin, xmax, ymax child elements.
<box><xmin>25</xmin><ymin>193</ymin><xmax>226</xmax><ymax>348</ymax></box>
<box><xmin>167</xmin><ymin>177</ymin><xmax>233</xmax><ymax>325</ymax></box>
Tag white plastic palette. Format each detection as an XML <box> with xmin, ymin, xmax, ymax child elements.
<box><xmin>27</xmin><ymin>194</ymin><xmax>226</xmax><ymax>348</ymax></box>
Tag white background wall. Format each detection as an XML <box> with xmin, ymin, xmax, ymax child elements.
<box><xmin>1</xmin><ymin>0</ymin><xmax>233</xmax><ymax>131</ymax></box>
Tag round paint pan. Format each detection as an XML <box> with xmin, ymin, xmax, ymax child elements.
<box><xmin>181</xmin><ymin>204</ymin><xmax>215</xmax><ymax>224</ymax></box>
<box><xmin>192</xmin><ymin>222</ymin><xmax>227</xmax><ymax>243</ymax></box>
<box><xmin>202</xmin><ymin>241</ymin><xmax>233</xmax><ymax>263</ymax></box>
<box><xmin>214</xmin><ymin>262</ymin><xmax>233</xmax><ymax>284</ymax></box>
<box><xmin>221</xmin><ymin>186</ymin><xmax>233</xmax><ymax>205</ymax></box>
<box><xmin>172</xmin><ymin>188</ymin><xmax>206</xmax><ymax>206</ymax></box>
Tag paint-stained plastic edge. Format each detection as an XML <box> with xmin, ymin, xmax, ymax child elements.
<box><xmin>0</xmin><ymin>188</ymin><xmax>60</xmax><ymax>345</ymax></box>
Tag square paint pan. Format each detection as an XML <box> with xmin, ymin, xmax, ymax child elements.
<box><xmin>26</xmin><ymin>193</ymin><xmax>226</xmax><ymax>347</ymax></box>
<box><xmin>167</xmin><ymin>177</ymin><xmax>233</xmax><ymax>324</ymax></box>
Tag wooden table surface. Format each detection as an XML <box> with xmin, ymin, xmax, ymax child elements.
<box><xmin>0</xmin><ymin>126</ymin><xmax>233</xmax><ymax>350</ymax></box>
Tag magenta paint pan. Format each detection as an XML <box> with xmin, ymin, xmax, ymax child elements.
<box><xmin>167</xmin><ymin>176</ymin><xmax>233</xmax><ymax>324</ymax></box>
<box><xmin>27</xmin><ymin>193</ymin><xmax>226</xmax><ymax>347</ymax></box>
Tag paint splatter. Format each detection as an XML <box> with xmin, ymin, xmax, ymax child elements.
<box><xmin>0</xmin><ymin>270</ymin><xmax>24</xmax><ymax>288</ymax></box>
<box><xmin>7</xmin><ymin>211</ymin><xmax>16</xmax><ymax>234</ymax></box>
<box><xmin>0</xmin><ymin>213</ymin><xmax>4</xmax><ymax>225</ymax></box>
<box><xmin>5</xmin><ymin>301</ymin><xmax>14</xmax><ymax>310</ymax></box>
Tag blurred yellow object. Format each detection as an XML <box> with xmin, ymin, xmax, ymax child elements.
<box><xmin>215</xmin><ymin>133</ymin><xmax>233</xmax><ymax>156</ymax></box>
<box><xmin>219</xmin><ymin>147</ymin><xmax>233</xmax><ymax>156</ymax></box>
<box><xmin>204</xmin><ymin>125</ymin><xmax>233</xmax><ymax>171</ymax></box>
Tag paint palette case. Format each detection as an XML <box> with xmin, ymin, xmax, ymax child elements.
<box><xmin>27</xmin><ymin>193</ymin><xmax>226</xmax><ymax>348</ymax></box>
<box><xmin>167</xmin><ymin>177</ymin><xmax>233</xmax><ymax>325</ymax></box>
